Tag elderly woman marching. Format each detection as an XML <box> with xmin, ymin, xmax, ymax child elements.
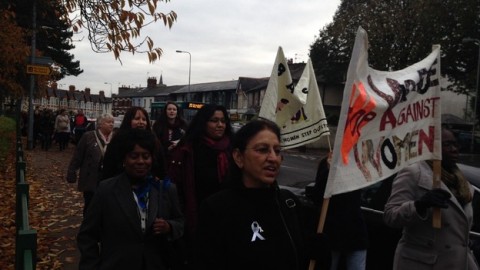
<box><xmin>67</xmin><ymin>113</ymin><xmax>115</xmax><ymax>216</ymax></box>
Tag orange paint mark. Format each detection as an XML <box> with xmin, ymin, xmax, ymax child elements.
<box><xmin>341</xmin><ymin>81</ymin><xmax>377</xmax><ymax>164</ymax></box>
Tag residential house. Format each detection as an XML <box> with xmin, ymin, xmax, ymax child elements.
<box><xmin>20</xmin><ymin>83</ymin><xmax>111</xmax><ymax>118</ymax></box>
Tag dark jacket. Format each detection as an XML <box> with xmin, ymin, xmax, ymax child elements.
<box><xmin>167</xmin><ymin>142</ymin><xmax>228</xmax><ymax>238</ymax></box>
<box><xmin>195</xmin><ymin>185</ymin><xmax>307</xmax><ymax>270</ymax></box>
<box><xmin>310</xmin><ymin>159</ymin><xmax>369</xmax><ymax>252</ymax></box>
<box><xmin>77</xmin><ymin>173</ymin><xmax>184</xmax><ymax>270</ymax></box>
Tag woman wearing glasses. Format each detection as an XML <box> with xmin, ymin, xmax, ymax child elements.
<box><xmin>194</xmin><ymin>119</ymin><xmax>312</xmax><ymax>270</ymax></box>
<box><xmin>167</xmin><ymin>104</ymin><xmax>233</xmax><ymax>269</ymax></box>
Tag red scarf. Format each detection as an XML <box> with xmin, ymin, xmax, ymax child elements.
<box><xmin>202</xmin><ymin>136</ymin><xmax>230</xmax><ymax>182</ymax></box>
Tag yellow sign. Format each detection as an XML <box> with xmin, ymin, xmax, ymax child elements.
<box><xmin>187</xmin><ymin>102</ymin><xmax>204</xmax><ymax>110</ymax></box>
<box><xmin>26</xmin><ymin>65</ymin><xmax>51</xmax><ymax>75</ymax></box>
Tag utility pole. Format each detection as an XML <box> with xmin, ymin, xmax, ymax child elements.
<box><xmin>27</xmin><ymin>0</ymin><xmax>37</xmax><ymax>150</ymax></box>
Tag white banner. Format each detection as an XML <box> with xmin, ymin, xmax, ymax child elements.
<box><xmin>324</xmin><ymin>27</ymin><xmax>442</xmax><ymax>197</ymax></box>
<box><xmin>259</xmin><ymin>48</ymin><xmax>329</xmax><ymax>149</ymax></box>
<box><xmin>279</xmin><ymin>59</ymin><xmax>330</xmax><ymax>149</ymax></box>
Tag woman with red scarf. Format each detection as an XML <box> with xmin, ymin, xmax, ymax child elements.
<box><xmin>153</xmin><ymin>101</ymin><xmax>188</xmax><ymax>157</ymax></box>
<box><xmin>167</xmin><ymin>104</ymin><xmax>233</xmax><ymax>269</ymax></box>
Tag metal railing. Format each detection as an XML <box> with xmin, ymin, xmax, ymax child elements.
<box><xmin>15</xmin><ymin>139</ymin><xmax>37</xmax><ymax>270</ymax></box>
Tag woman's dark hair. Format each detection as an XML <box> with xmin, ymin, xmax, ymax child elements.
<box><xmin>227</xmin><ymin>119</ymin><xmax>281</xmax><ymax>185</ymax></box>
<box><xmin>120</xmin><ymin>106</ymin><xmax>152</xmax><ymax>131</ymax></box>
<box><xmin>179</xmin><ymin>104</ymin><xmax>233</xmax><ymax>146</ymax></box>
<box><xmin>152</xmin><ymin>101</ymin><xmax>187</xmax><ymax>139</ymax></box>
<box><xmin>116</xmin><ymin>128</ymin><xmax>157</xmax><ymax>162</ymax></box>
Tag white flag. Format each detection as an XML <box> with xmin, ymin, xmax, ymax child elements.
<box><xmin>280</xmin><ymin>58</ymin><xmax>330</xmax><ymax>149</ymax></box>
<box><xmin>259</xmin><ymin>47</ymin><xmax>304</xmax><ymax>127</ymax></box>
<box><xmin>324</xmin><ymin>27</ymin><xmax>442</xmax><ymax>197</ymax></box>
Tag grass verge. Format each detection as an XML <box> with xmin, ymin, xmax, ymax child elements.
<box><xmin>0</xmin><ymin>116</ymin><xmax>16</xmax><ymax>164</ymax></box>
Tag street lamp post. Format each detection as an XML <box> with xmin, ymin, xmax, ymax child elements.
<box><xmin>176</xmin><ymin>50</ymin><xmax>191</xmax><ymax>100</ymax></box>
<box><xmin>104</xmin><ymin>82</ymin><xmax>113</xmax><ymax>97</ymax></box>
<box><xmin>463</xmin><ymin>38</ymin><xmax>480</xmax><ymax>153</ymax></box>
<box><xmin>27</xmin><ymin>0</ymin><xmax>37</xmax><ymax>150</ymax></box>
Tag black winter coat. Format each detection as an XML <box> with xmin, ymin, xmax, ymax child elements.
<box><xmin>195</xmin><ymin>185</ymin><xmax>307</xmax><ymax>270</ymax></box>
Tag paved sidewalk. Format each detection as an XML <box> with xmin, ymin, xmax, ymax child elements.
<box><xmin>25</xmin><ymin>143</ymin><xmax>82</xmax><ymax>270</ymax></box>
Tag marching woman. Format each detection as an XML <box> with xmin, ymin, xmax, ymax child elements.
<box><xmin>384</xmin><ymin>128</ymin><xmax>479</xmax><ymax>270</ymax></box>
<box><xmin>195</xmin><ymin>119</ymin><xmax>315</xmax><ymax>270</ymax></box>
<box><xmin>152</xmin><ymin>101</ymin><xmax>187</xmax><ymax>157</ymax></box>
<box><xmin>77</xmin><ymin>129</ymin><xmax>184</xmax><ymax>270</ymax></box>
<box><xmin>102</xmin><ymin>106</ymin><xmax>167</xmax><ymax>181</ymax></box>
<box><xmin>167</xmin><ymin>104</ymin><xmax>233</xmax><ymax>269</ymax></box>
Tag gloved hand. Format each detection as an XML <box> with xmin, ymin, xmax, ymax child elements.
<box><xmin>414</xmin><ymin>189</ymin><xmax>451</xmax><ymax>215</ymax></box>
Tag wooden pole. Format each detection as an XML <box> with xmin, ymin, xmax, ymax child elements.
<box><xmin>308</xmin><ymin>147</ymin><xmax>333</xmax><ymax>270</ymax></box>
<box><xmin>432</xmin><ymin>160</ymin><xmax>442</xmax><ymax>228</ymax></box>
<box><xmin>308</xmin><ymin>198</ymin><xmax>330</xmax><ymax>270</ymax></box>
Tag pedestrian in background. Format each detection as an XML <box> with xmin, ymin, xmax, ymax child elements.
<box><xmin>384</xmin><ymin>127</ymin><xmax>479</xmax><ymax>270</ymax></box>
<box><xmin>39</xmin><ymin>109</ymin><xmax>55</xmax><ymax>151</ymax></box>
<box><xmin>73</xmin><ymin>109</ymin><xmax>88</xmax><ymax>144</ymax></box>
<box><xmin>66</xmin><ymin>114</ymin><xmax>115</xmax><ymax>215</ymax></box>
<box><xmin>152</xmin><ymin>101</ymin><xmax>187</xmax><ymax>158</ymax></box>
<box><xmin>77</xmin><ymin>128</ymin><xmax>184</xmax><ymax>270</ymax></box>
<box><xmin>195</xmin><ymin>119</ymin><xmax>314</xmax><ymax>270</ymax></box>
<box><xmin>167</xmin><ymin>104</ymin><xmax>233</xmax><ymax>268</ymax></box>
<box><xmin>102</xmin><ymin>106</ymin><xmax>166</xmax><ymax>180</ymax></box>
<box><xmin>33</xmin><ymin>108</ymin><xmax>41</xmax><ymax>148</ymax></box>
<box><xmin>54</xmin><ymin>109</ymin><xmax>70</xmax><ymax>151</ymax></box>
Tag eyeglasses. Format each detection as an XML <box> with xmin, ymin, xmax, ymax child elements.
<box><xmin>208</xmin><ymin>118</ymin><xmax>226</xmax><ymax>124</ymax></box>
<box><xmin>247</xmin><ymin>146</ymin><xmax>282</xmax><ymax>157</ymax></box>
<box><xmin>442</xmin><ymin>140</ymin><xmax>459</xmax><ymax>149</ymax></box>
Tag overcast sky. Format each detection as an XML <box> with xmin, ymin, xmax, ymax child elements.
<box><xmin>58</xmin><ymin>1</ymin><xmax>341</xmax><ymax>96</ymax></box>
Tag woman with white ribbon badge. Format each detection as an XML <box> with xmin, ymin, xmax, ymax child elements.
<box><xmin>195</xmin><ymin>119</ymin><xmax>326</xmax><ymax>270</ymax></box>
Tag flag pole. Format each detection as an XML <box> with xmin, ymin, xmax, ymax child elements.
<box><xmin>309</xmin><ymin>147</ymin><xmax>333</xmax><ymax>270</ymax></box>
<box><xmin>432</xmin><ymin>160</ymin><xmax>442</xmax><ymax>228</ymax></box>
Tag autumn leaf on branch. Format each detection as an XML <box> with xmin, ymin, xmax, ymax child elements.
<box><xmin>60</xmin><ymin>0</ymin><xmax>177</xmax><ymax>63</ymax></box>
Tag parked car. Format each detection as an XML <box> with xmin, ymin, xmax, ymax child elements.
<box><xmin>455</xmin><ymin>131</ymin><xmax>480</xmax><ymax>153</ymax></box>
<box><xmin>231</xmin><ymin>122</ymin><xmax>245</xmax><ymax>133</ymax></box>
<box><xmin>282</xmin><ymin>163</ymin><xmax>480</xmax><ymax>270</ymax></box>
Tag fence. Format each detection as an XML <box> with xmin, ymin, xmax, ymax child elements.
<box><xmin>15</xmin><ymin>138</ymin><xmax>37</xmax><ymax>270</ymax></box>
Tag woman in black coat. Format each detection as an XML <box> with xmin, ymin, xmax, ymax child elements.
<box><xmin>77</xmin><ymin>129</ymin><xmax>184</xmax><ymax>270</ymax></box>
<box><xmin>195</xmin><ymin>119</ymin><xmax>312</xmax><ymax>270</ymax></box>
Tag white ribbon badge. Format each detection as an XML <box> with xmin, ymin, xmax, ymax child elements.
<box><xmin>250</xmin><ymin>221</ymin><xmax>265</xmax><ymax>242</ymax></box>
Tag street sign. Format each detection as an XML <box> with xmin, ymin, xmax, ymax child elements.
<box><xmin>26</xmin><ymin>65</ymin><xmax>51</xmax><ymax>75</ymax></box>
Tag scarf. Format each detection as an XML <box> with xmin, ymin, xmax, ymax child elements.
<box><xmin>132</xmin><ymin>175</ymin><xmax>160</xmax><ymax>211</ymax></box>
<box><xmin>426</xmin><ymin>161</ymin><xmax>472</xmax><ymax>206</ymax></box>
<box><xmin>202</xmin><ymin>136</ymin><xmax>230</xmax><ymax>182</ymax></box>
<box><xmin>161</xmin><ymin>120</ymin><xmax>184</xmax><ymax>144</ymax></box>
<box><xmin>98</xmin><ymin>129</ymin><xmax>113</xmax><ymax>144</ymax></box>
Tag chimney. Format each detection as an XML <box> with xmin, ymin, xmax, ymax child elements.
<box><xmin>147</xmin><ymin>77</ymin><xmax>157</xmax><ymax>88</ymax></box>
<box><xmin>69</xmin><ymin>85</ymin><xmax>75</xmax><ymax>100</ymax></box>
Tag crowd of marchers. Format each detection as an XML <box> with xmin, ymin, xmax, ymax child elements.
<box><xmin>65</xmin><ymin>101</ymin><xmax>480</xmax><ymax>270</ymax></box>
